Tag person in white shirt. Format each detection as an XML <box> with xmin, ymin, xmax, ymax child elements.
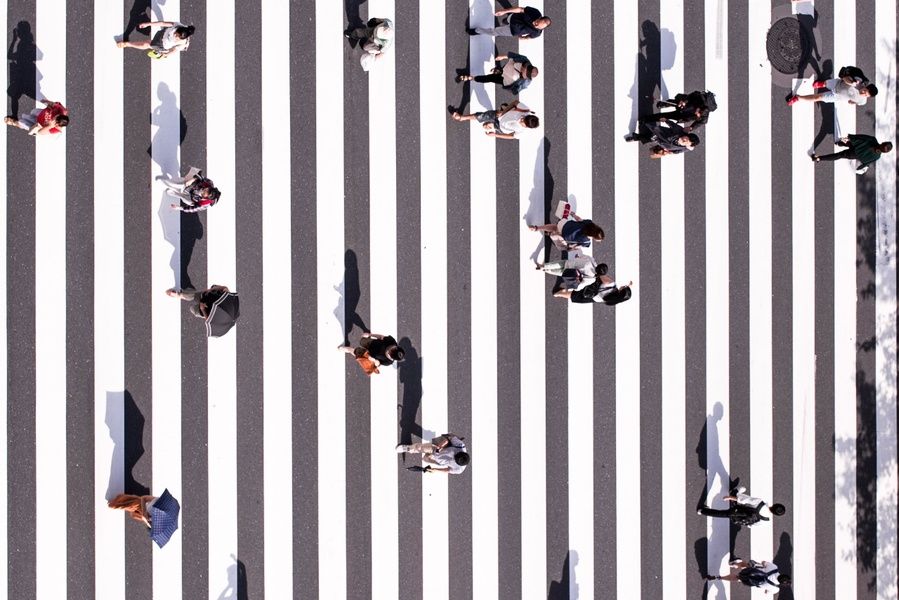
<box><xmin>698</xmin><ymin>485</ymin><xmax>786</xmax><ymax>526</ymax></box>
<box><xmin>708</xmin><ymin>558</ymin><xmax>790</xmax><ymax>595</ymax></box>
<box><xmin>396</xmin><ymin>433</ymin><xmax>469</xmax><ymax>474</ymax></box>
<box><xmin>787</xmin><ymin>79</ymin><xmax>877</xmax><ymax>106</ymax></box>
<box><xmin>117</xmin><ymin>21</ymin><xmax>195</xmax><ymax>57</ymax></box>
<box><xmin>451</xmin><ymin>100</ymin><xmax>539</xmax><ymax>140</ymax></box>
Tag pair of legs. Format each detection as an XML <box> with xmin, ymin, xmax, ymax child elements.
<box><xmin>707</xmin><ymin>559</ymin><xmax>751</xmax><ymax>582</ymax></box>
<box><xmin>452</xmin><ymin>109</ymin><xmax>498</xmax><ymax>130</ymax></box>
<box><xmin>396</xmin><ymin>442</ymin><xmax>436</xmax><ymax>454</ymax></box>
<box><xmin>458</xmin><ymin>71</ymin><xmax>504</xmax><ymax>85</ymax></box>
<box><xmin>812</xmin><ymin>148</ymin><xmax>856</xmax><ymax>162</ymax></box>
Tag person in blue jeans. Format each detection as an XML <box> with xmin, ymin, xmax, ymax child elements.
<box><xmin>470</xmin><ymin>5</ymin><xmax>551</xmax><ymax>39</ymax></box>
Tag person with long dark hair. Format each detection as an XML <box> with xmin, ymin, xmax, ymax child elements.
<box><xmin>117</xmin><ymin>21</ymin><xmax>195</xmax><ymax>57</ymax></box>
<box><xmin>553</xmin><ymin>264</ymin><xmax>633</xmax><ymax>306</ymax></box>
<box><xmin>529</xmin><ymin>216</ymin><xmax>604</xmax><ymax>251</ymax></box>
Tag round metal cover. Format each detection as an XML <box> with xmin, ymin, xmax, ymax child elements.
<box><xmin>766</xmin><ymin>17</ymin><xmax>810</xmax><ymax>74</ymax></box>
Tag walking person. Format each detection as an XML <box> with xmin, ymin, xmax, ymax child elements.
<box><xmin>116</xmin><ymin>20</ymin><xmax>195</xmax><ymax>57</ymax></box>
<box><xmin>451</xmin><ymin>100</ymin><xmax>539</xmax><ymax>140</ymax></box>
<box><xmin>456</xmin><ymin>52</ymin><xmax>538</xmax><ymax>95</ymax></box>
<box><xmin>536</xmin><ymin>252</ymin><xmax>599</xmax><ymax>291</ymax></box>
<box><xmin>470</xmin><ymin>5</ymin><xmax>551</xmax><ymax>39</ymax></box>
<box><xmin>108</xmin><ymin>488</ymin><xmax>181</xmax><ymax>548</ymax></box>
<box><xmin>528</xmin><ymin>216</ymin><xmax>604</xmax><ymax>251</ymax></box>
<box><xmin>159</xmin><ymin>166</ymin><xmax>222</xmax><ymax>212</ymax></box>
<box><xmin>707</xmin><ymin>559</ymin><xmax>791</xmax><ymax>595</ymax></box>
<box><xmin>553</xmin><ymin>267</ymin><xmax>633</xmax><ymax>306</ymax></box>
<box><xmin>5</xmin><ymin>98</ymin><xmax>68</xmax><ymax>136</ymax></box>
<box><xmin>698</xmin><ymin>485</ymin><xmax>786</xmax><ymax>527</ymax></box>
<box><xmin>811</xmin><ymin>135</ymin><xmax>892</xmax><ymax>175</ymax></box>
<box><xmin>787</xmin><ymin>78</ymin><xmax>877</xmax><ymax>106</ymax></box>
<box><xmin>345</xmin><ymin>18</ymin><xmax>394</xmax><ymax>71</ymax></box>
<box><xmin>625</xmin><ymin>120</ymin><xmax>700</xmax><ymax>158</ymax></box>
<box><xmin>644</xmin><ymin>90</ymin><xmax>716</xmax><ymax>132</ymax></box>
<box><xmin>357</xmin><ymin>332</ymin><xmax>405</xmax><ymax>366</ymax></box>
<box><xmin>396</xmin><ymin>433</ymin><xmax>470</xmax><ymax>474</ymax></box>
<box><xmin>338</xmin><ymin>331</ymin><xmax>404</xmax><ymax>376</ymax></box>
<box><xmin>166</xmin><ymin>285</ymin><xmax>231</xmax><ymax>319</ymax></box>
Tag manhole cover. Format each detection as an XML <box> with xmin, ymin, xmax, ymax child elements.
<box><xmin>766</xmin><ymin>17</ymin><xmax>810</xmax><ymax>74</ymax></box>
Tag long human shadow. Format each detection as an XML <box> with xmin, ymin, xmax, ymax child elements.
<box><xmin>7</xmin><ymin>21</ymin><xmax>41</xmax><ymax>117</ymax></box>
<box><xmin>547</xmin><ymin>550</ymin><xmax>578</xmax><ymax>599</ymax></box>
<box><xmin>809</xmin><ymin>59</ymin><xmax>834</xmax><ymax>151</ymax></box>
<box><xmin>150</xmin><ymin>82</ymin><xmax>188</xmax><ymax>287</ymax></box>
<box><xmin>695</xmin><ymin>402</ymin><xmax>734</xmax><ymax>597</ymax></box>
<box><xmin>449</xmin><ymin>0</ymin><xmax>494</xmax><ymax>115</ymax></box>
<box><xmin>528</xmin><ymin>137</ymin><xmax>556</xmax><ymax>266</ymax></box>
<box><xmin>180</xmin><ymin>211</ymin><xmax>204</xmax><ymax>292</ymax></box>
<box><xmin>796</xmin><ymin>10</ymin><xmax>823</xmax><ymax>79</ymax></box>
<box><xmin>773</xmin><ymin>531</ymin><xmax>794</xmax><ymax>600</ymax></box>
<box><xmin>334</xmin><ymin>249</ymin><xmax>369</xmax><ymax>346</ymax></box>
<box><xmin>397</xmin><ymin>336</ymin><xmax>423</xmax><ymax>444</ymax></box>
<box><xmin>105</xmin><ymin>390</ymin><xmax>150</xmax><ymax>500</ymax></box>
<box><xmin>119</xmin><ymin>0</ymin><xmax>150</xmax><ymax>41</ymax></box>
<box><xmin>215</xmin><ymin>556</ymin><xmax>248</xmax><ymax>600</ymax></box>
<box><xmin>345</xmin><ymin>0</ymin><xmax>367</xmax><ymax>29</ymax></box>
<box><xmin>627</xmin><ymin>20</ymin><xmax>674</xmax><ymax>135</ymax></box>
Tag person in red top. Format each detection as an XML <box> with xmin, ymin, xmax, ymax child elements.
<box><xmin>5</xmin><ymin>98</ymin><xmax>69</xmax><ymax>135</ymax></box>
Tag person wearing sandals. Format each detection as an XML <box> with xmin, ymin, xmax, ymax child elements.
<box><xmin>528</xmin><ymin>217</ymin><xmax>604</xmax><ymax>251</ymax></box>
<box><xmin>159</xmin><ymin>166</ymin><xmax>222</xmax><ymax>212</ymax></box>
<box><xmin>811</xmin><ymin>135</ymin><xmax>892</xmax><ymax>175</ymax></box>
<box><xmin>116</xmin><ymin>21</ymin><xmax>195</xmax><ymax>57</ymax></box>
<box><xmin>451</xmin><ymin>100</ymin><xmax>539</xmax><ymax>140</ymax></box>
<box><xmin>456</xmin><ymin>52</ymin><xmax>538</xmax><ymax>95</ymax></box>
<box><xmin>5</xmin><ymin>98</ymin><xmax>68</xmax><ymax>136</ymax></box>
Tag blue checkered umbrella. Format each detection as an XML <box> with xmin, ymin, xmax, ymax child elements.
<box><xmin>148</xmin><ymin>489</ymin><xmax>180</xmax><ymax>548</ymax></box>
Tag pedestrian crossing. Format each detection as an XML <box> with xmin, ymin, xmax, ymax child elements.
<box><xmin>2</xmin><ymin>1</ymin><xmax>898</xmax><ymax>599</ymax></box>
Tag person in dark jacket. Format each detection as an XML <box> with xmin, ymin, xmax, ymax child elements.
<box><xmin>471</xmin><ymin>5</ymin><xmax>551</xmax><ymax>39</ymax></box>
<box><xmin>166</xmin><ymin>285</ymin><xmax>230</xmax><ymax>318</ymax></box>
<box><xmin>553</xmin><ymin>265</ymin><xmax>633</xmax><ymax>306</ymax></box>
<box><xmin>456</xmin><ymin>52</ymin><xmax>538</xmax><ymax>95</ymax></box>
<box><xmin>625</xmin><ymin>120</ymin><xmax>700</xmax><ymax>158</ymax></box>
<box><xmin>812</xmin><ymin>135</ymin><xmax>892</xmax><ymax>174</ymax></box>
<box><xmin>643</xmin><ymin>90</ymin><xmax>715</xmax><ymax>131</ymax></box>
<box><xmin>358</xmin><ymin>332</ymin><xmax>404</xmax><ymax>366</ymax></box>
<box><xmin>698</xmin><ymin>485</ymin><xmax>786</xmax><ymax>527</ymax></box>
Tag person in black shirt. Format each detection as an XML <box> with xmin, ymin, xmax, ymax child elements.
<box><xmin>358</xmin><ymin>332</ymin><xmax>405</xmax><ymax>366</ymax></box>
<box><xmin>471</xmin><ymin>5</ymin><xmax>551</xmax><ymax>39</ymax></box>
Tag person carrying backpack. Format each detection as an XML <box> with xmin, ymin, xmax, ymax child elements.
<box><xmin>644</xmin><ymin>90</ymin><xmax>716</xmax><ymax>131</ymax></box>
<box><xmin>159</xmin><ymin>167</ymin><xmax>222</xmax><ymax>213</ymax></box>
<box><xmin>707</xmin><ymin>559</ymin><xmax>790</xmax><ymax>594</ymax></box>
<box><xmin>698</xmin><ymin>485</ymin><xmax>786</xmax><ymax>527</ymax></box>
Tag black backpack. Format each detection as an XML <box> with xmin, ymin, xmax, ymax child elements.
<box><xmin>699</xmin><ymin>90</ymin><xmax>718</xmax><ymax>112</ymax></box>
<box><xmin>730</xmin><ymin>503</ymin><xmax>768</xmax><ymax>527</ymax></box>
<box><xmin>738</xmin><ymin>565</ymin><xmax>777</xmax><ymax>588</ymax></box>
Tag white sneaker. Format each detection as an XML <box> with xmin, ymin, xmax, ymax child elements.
<box><xmin>395</xmin><ymin>444</ymin><xmax>409</xmax><ymax>453</ymax></box>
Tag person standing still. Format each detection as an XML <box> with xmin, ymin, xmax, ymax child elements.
<box><xmin>471</xmin><ymin>5</ymin><xmax>551</xmax><ymax>39</ymax></box>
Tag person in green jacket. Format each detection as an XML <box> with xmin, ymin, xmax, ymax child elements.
<box><xmin>812</xmin><ymin>135</ymin><xmax>893</xmax><ymax>174</ymax></box>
